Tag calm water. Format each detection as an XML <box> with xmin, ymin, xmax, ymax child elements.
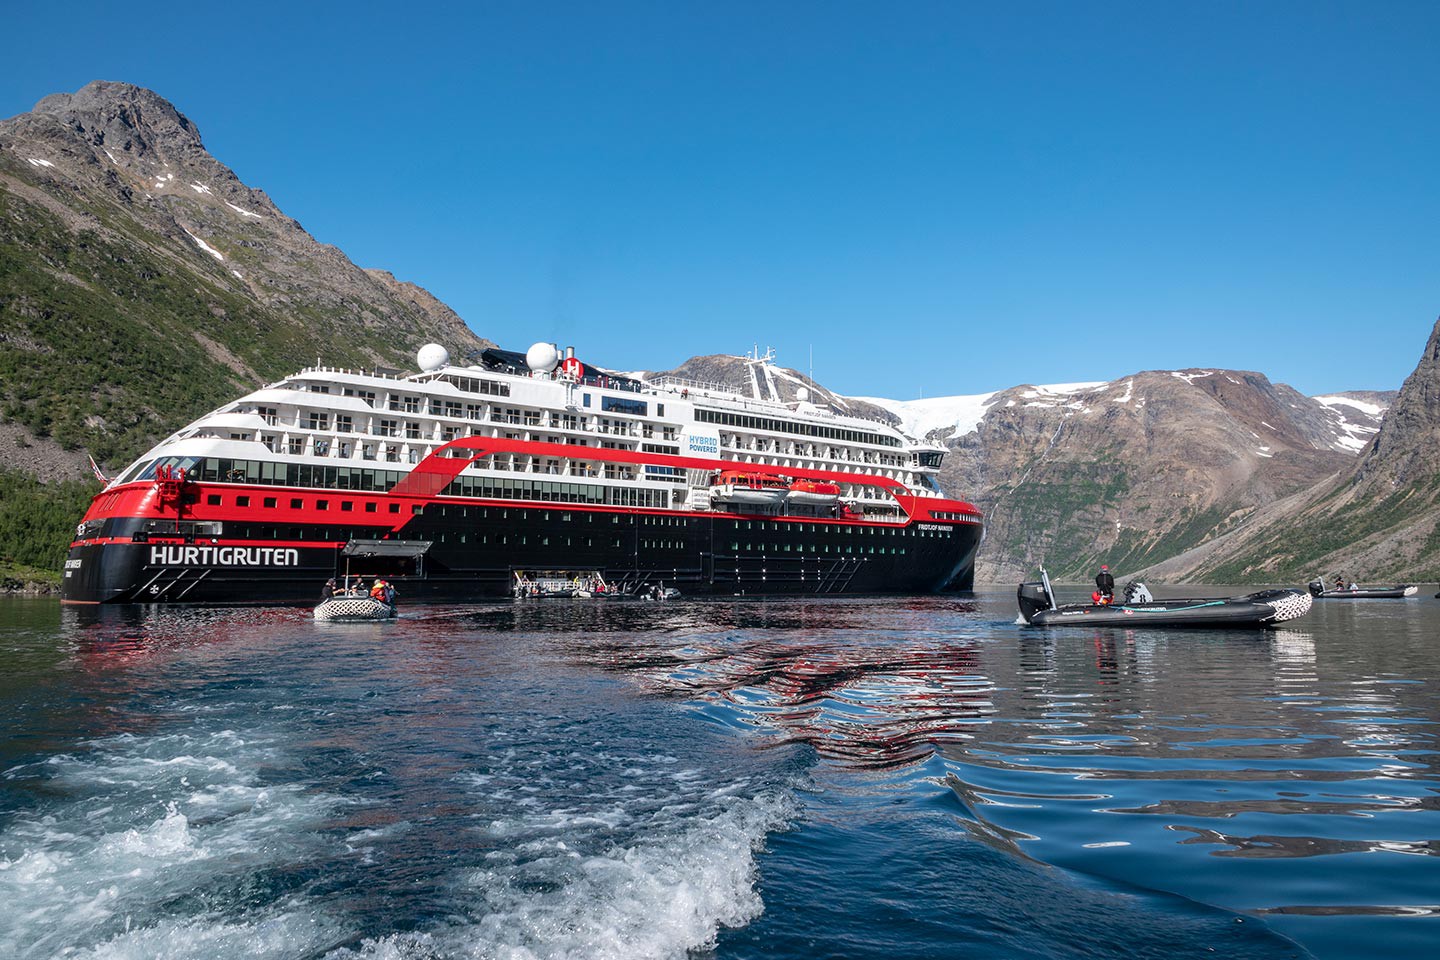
<box><xmin>2</xmin><ymin>588</ymin><xmax>1438</xmax><ymax>960</ymax></box>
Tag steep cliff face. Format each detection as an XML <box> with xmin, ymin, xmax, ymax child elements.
<box><xmin>1155</xmin><ymin>318</ymin><xmax>1440</xmax><ymax>583</ymax></box>
<box><xmin>0</xmin><ymin>80</ymin><xmax>490</xmax><ymax>474</ymax></box>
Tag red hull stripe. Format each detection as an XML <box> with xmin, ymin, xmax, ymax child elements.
<box><xmin>79</xmin><ymin>440</ymin><xmax>982</xmax><ymax>528</ymax></box>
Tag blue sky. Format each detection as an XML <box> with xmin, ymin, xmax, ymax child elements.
<box><xmin>4</xmin><ymin>1</ymin><xmax>1437</xmax><ymax>398</ymax></box>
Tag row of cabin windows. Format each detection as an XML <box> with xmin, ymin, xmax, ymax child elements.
<box><xmin>727</xmin><ymin>520</ymin><xmax>954</xmax><ymax>537</ymax></box>
<box><xmin>696</xmin><ymin>408</ymin><xmax>902</xmax><ymax>448</ymax></box>
<box><xmin>442</xmin><ymin>475</ymin><xmax>668</xmax><ymax>508</ymax></box>
<box><xmin>726</xmin><ymin>542</ymin><xmax>908</xmax><ymax>555</ymax></box>
<box><xmin>931</xmin><ymin>511</ymin><xmax>981</xmax><ymax>523</ymax></box>
<box><xmin>149</xmin><ymin>456</ymin><xmax>406</xmax><ymax>492</ymax></box>
<box><xmin>431</xmin><ymin>533</ymin><xmax>625</xmax><ymax>548</ymax></box>
<box><xmin>204</xmin><ymin>493</ymin><xmax>420</xmax><ymax>515</ymax></box>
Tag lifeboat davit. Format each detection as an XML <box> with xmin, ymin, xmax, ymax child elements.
<box><xmin>709</xmin><ymin>470</ymin><xmax>789</xmax><ymax>505</ymax></box>
<box><xmin>785</xmin><ymin>478</ymin><xmax>841</xmax><ymax>505</ymax></box>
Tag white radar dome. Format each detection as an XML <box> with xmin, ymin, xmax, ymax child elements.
<box><xmin>526</xmin><ymin>341</ymin><xmax>560</xmax><ymax>372</ymax></box>
<box><xmin>796</xmin><ymin>387</ymin><xmax>810</xmax><ymax>403</ymax></box>
<box><xmin>417</xmin><ymin>343</ymin><xmax>450</xmax><ymax>372</ymax></box>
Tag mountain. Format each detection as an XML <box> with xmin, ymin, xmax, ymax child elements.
<box><xmin>2</xmin><ymin>81</ymin><xmax>1425</xmax><ymax>589</ymax></box>
<box><xmin>0</xmin><ymin>80</ymin><xmax>490</xmax><ymax>480</ymax></box>
<box><xmin>650</xmin><ymin>353</ymin><xmax>900</xmax><ymax>425</ymax></box>
<box><xmin>857</xmin><ymin>370</ymin><xmax>1398</xmax><ymax>583</ymax></box>
<box><xmin>1138</xmin><ymin>318</ymin><xmax>1440</xmax><ymax>583</ymax></box>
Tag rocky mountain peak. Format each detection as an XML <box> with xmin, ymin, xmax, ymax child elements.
<box><xmin>26</xmin><ymin>80</ymin><xmax>205</xmax><ymax>167</ymax></box>
<box><xmin>1352</xmin><ymin>316</ymin><xmax>1440</xmax><ymax>489</ymax></box>
<box><xmin>1</xmin><ymin>80</ymin><xmax>488</xmax><ymax>477</ymax></box>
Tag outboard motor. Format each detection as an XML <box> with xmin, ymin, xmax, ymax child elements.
<box><xmin>1123</xmin><ymin>581</ymin><xmax>1153</xmax><ymax>604</ymax></box>
<box><xmin>1307</xmin><ymin>578</ymin><xmax>1325</xmax><ymax>597</ymax></box>
<box><xmin>1017</xmin><ymin>582</ymin><xmax>1052</xmax><ymax>624</ymax></box>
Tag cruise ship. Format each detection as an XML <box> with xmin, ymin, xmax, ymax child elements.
<box><xmin>61</xmin><ymin>343</ymin><xmax>983</xmax><ymax>604</ymax></box>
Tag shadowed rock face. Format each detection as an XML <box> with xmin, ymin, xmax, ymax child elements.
<box><xmin>1159</xmin><ymin>317</ymin><xmax>1440</xmax><ymax>584</ymax></box>
<box><xmin>1</xmin><ymin>80</ymin><xmax>491</xmax><ymax>475</ymax></box>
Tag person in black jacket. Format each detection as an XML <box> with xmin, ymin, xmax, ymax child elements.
<box><xmin>1094</xmin><ymin>565</ymin><xmax>1115</xmax><ymax>604</ymax></box>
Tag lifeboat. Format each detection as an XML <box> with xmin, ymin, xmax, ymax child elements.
<box><xmin>709</xmin><ymin>470</ymin><xmax>789</xmax><ymax>505</ymax></box>
<box><xmin>786</xmin><ymin>478</ymin><xmax>841</xmax><ymax>505</ymax></box>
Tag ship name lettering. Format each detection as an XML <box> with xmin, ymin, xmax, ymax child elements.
<box><xmin>149</xmin><ymin>546</ymin><xmax>300</xmax><ymax>567</ymax></box>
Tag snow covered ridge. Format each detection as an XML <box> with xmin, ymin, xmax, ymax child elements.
<box><xmin>1313</xmin><ymin>394</ymin><xmax>1389</xmax><ymax>453</ymax></box>
<box><xmin>853</xmin><ymin>381</ymin><xmax>1107</xmax><ymax>440</ymax></box>
<box><xmin>851</xmin><ymin>376</ymin><xmax>1392</xmax><ymax>448</ymax></box>
<box><xmin>850</xmin><ymin>392</ymin><xmax>1001</xmax><ymax>441</ymax></box>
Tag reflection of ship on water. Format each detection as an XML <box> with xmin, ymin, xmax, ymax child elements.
<box><xmin>571</xmin><ymin>628</ymin><xmax>996</xmax><ymax>769</ymax></box>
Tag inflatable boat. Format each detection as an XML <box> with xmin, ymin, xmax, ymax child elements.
<box><xmin>1307</xmin><ymin>580</ymin><xmax>1418</xmax><ymax>599</ymax></box>
<box><xmin>1018</xmin><ymin>571</ymin><xmax>1312</xmax><ymax>628</ymax></box>
<box><xmin>314</xmin><ymin>595</ymin><xmax>396</xmax><ymax>621</ymax></box>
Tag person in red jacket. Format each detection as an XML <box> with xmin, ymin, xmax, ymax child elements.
<box><xmin>1094</xmin><ymin>565</ymin><xmax>1115</xmax><ymax>605</ymax></box>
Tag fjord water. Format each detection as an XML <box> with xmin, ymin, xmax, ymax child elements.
<box><xmin>2</xmin><ymin>592</ymin><xmax>1437</xmax><ymax>960</ymax></box>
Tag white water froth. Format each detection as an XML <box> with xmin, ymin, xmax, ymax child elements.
<box><xmin>0</xmin><ymin>727</ymin><xmax>340</xmax><ymax>960</ymax></box>
<box><xmin>336</xmin><ymin>761</ymin><xmax>792</xmax><ymax>960</ymax></box>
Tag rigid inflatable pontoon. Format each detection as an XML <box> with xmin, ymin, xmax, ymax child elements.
<box><xmin>314</xmin><ymin>595</ymin><xmax>396</xmax><ymax>621</ymax></box>
<box><xmin>1018</xmin><ymin>570</ymin><xmax>1312</xmax><ymax>628</ymax></box>
<box><xmin>1307</xmin><ymin>580</ymin><xmax>1418</xmax><ymax>599</ymax></box>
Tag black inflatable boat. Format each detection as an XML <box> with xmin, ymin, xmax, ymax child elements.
<box><xmin>1307</xmin><ymin>579</ymin><xmax>1418</xmax><ymax>599</ymax></box>
<box><xmin>1018</xmin><ymin>571</ymin><xmax>1313</xmax><ymax>628</ymax></box>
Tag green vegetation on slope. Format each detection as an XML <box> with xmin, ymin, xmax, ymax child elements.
<box><xmin>0</xmin><ymin>185</ymin><xmax>406</xmax><ymax>467</ymax></box>
<box><xmin>0</xmin><ymin>468</ymin><xmax>96</xmax><ymax>573</ymax></box>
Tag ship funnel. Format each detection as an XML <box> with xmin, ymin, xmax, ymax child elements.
<box><xmin>565</xmin><ymin>346</ymin><xmax>575</xmax><ymax>360</ymax></box>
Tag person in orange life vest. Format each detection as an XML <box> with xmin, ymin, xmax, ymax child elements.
<box><xmin>370</xmin><ymin>579</ymin><xmax>386</xmax><ymax>602</ymax></box>
<box><xmin>1094</xmin><ymin>565</ymin><xmax>1115</xmax><ymax>605</ymax></box>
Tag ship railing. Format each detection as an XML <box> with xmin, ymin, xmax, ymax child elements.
<box><xmin>648</xmin><ymin>375</ymin><xmax>742</xmax><ymax>396</ymax></box>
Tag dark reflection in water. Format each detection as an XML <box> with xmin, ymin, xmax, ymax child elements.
<box><xmin>2</xmin><ymin>591</ymin><xmax>1438</xmax><ymax>960</ymax></box>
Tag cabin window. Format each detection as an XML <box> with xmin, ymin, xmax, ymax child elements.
<box><xmin>264</xmin><ymin>497</ymin><xmax>277</xmax><ymax>508</ymax></box>
<box><xmin>316</xmin><ymin>500</ymin><xmax>329</xmax><ymax>511</ymax></box>
<box><xmin>207</xmin><ymin>494</ymin><xmax>222</xmax><ymax>506</ymax></box>
<box><xmin>365</xmin><ymin>502</ymin><xmax>377</xmax><ymax>513</ymax></box>
<box><xmin>291</xmin><ymin>498</ymin><xmax>304</xmax><ymax>509</ymax></box>
<box><xmin>237</xmin><ymin>496</ymin><xmax>251</xmax><ymax>507</ymax></box>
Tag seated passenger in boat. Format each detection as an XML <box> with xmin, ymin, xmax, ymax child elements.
<box><xmin>1094</xmin><ymin>565</ymin><xmax>1115</xmax><ymax>604</ymax></box>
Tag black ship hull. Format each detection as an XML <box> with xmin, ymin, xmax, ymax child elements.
<box><xmin>63</xmin><ymin>505</ymin><xmax>981</xmax><ymax>605</ymax></box>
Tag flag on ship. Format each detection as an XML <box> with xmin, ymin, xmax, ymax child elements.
<box><xmin>88</xmin><ymin>455</ymin><xmax>110</xmax><ymax>485</ymax></box>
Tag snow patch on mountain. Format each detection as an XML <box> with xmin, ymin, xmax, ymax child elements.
<box><xmin>851</xmin><ymin>392</ymin><xmax>1001</xmax><ymax>440</ymax></box>
<box><xmin>184</xmin><ymin>230</ymin><xmax>224</xmax><ymax>262</ymax></box>
<box><xmin>1314</xmin><ymin>395</ymin><xmax>1386</xmax><ymax>417</ymax></box>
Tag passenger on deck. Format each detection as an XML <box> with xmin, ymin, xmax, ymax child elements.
<box><xmin>1094</xmin><ymin>565</ymin><xmax>1115</xmax><ymax>605</ymax></box>
<box><xmin>322</xmin><ymin>578</ymin><xmax>337</xmax><ymax>601</ymax></box>
<box><xmin>1334</xmin><ymin>575</ymin><xmax>1346</xmax><ymax>592</ymax></box>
